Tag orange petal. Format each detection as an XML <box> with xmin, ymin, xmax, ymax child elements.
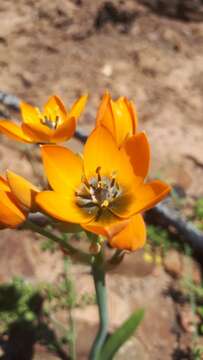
<box><xmin>82</xmin><ymin>223</ymin><xmax>108</xmax><ymax>237</ymax></box>
<box><xmin>82</xmin><ymin>218</ymin><xmax>128</xmax><ymax>237</ymax></box>
<box><xmin>51</xmin><ymin>116</ymin><xmax>76</xmax><ymax>143</ymax></box>
<box><xmin>96</xmin><ymin>92</ymin><xmax>115</xmax><ymax>135</ymax></box>
<box><xmin>41</xmin><ymin>145</ymin><xmax>83</xmax><ymax>193</ymax></box>
<box><xmin>20</xmin><ymin>102</ymin><xmax>40</xmax><ymax>124</ymax></box>
<box><xmin>6</xmin><ymin>171</ymin><xmax>39</xmax><ymax>211</ymax></box>
<box><xmin>108</xmin><ymin>214</ymin><xmax>146</xmax><ymax>251</ymax></box>
<box><xmin>22</xmin><ymin>122</ymin><xmax>53</xmax><ymax>143</ymax></box>
<box><xmin>0</xmin><ymin>190</ymin><xmax>26</xmax><ymax>227</ymax></box>
<box><xmin>83</xmin><ymin>126</ymin><xmax>135</xmax><ymax>188</ymax></box>
<box><xmin>133</xmin><ymin>180</ymin><xmax>171</xmax><ymax>214</ymax></box>
<box><xmin>43</xmin><ymin>95</ymin><xmax>68</xmax><ymax>127</ymax></box>
<box><xmin>36</xmin><ymin>191</ymin><xmax>94</xmax><ymax>224</ymax></box>
<box><xmin>0</xmin><ymin>176</ymin><xmax>10</xmax><ymax>192</ymax></box>
<box><xmin>69</xmin><ymin>94</ymin><xmax>88</xmax><ymax>120</ymax></box>
<box><xmin>124</xmin><ymin>98</ymin><xmax>138</xmax><ymax>134</ymax></box>
<box><xmin>111</xmin><ymin>98</ymin><xmax>133</xmax><ymax>146</ymax></box>
<box><xmin>111</xmin><ymin>180</ymin><xmax>170</xmax><ymax>219</ymax></box>
<box><xmin>0</xmin><ymin>120</ymin><xmax>33</xmax><ymax>143</ymax></box>
<box><xmin>44</xmin><ymin>95</ymin><xmax>67</xmax><ymax>115</ymax></box>
<box><xmin>123</xmin><ymin>132</ymin><xmax>150</xmax><ymax>184</ymax></box>
<box><xmin>109</xmin><ymin>187</ymin><xmax>137</xmax><ymax>219</ymax></box>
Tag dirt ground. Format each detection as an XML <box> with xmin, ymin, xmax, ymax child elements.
<box><xmin>0</xmin><ymin>1</ymin><xmax>203</xmax><ymax>359</ymax></box>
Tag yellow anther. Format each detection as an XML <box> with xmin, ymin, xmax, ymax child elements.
<box><xmin>101</xmin><ymin>199</ymin><xmax>109</xmax><ymax>208</ymax></box>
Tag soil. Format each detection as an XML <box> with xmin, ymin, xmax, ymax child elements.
<box><xmin>0</xmin><ymin>1</ymin><xmax>203</xmax><ymax>359</ymax></box>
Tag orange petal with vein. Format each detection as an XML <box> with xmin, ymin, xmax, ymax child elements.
<box><xmin>134</xmin><ymin>180</ymin><xmax>171</xmax><ymax>214</ymax></box>
<box><xmin>22</xmin><ymin>122</ymin><xmax>53</xmax><ymax>143</ymax></box>
<box><xmin>69</xmin><ymin>94</ymin><xmax>88</xmax><ymax>120</ymax></box>
<box><xmin>0</xmin><ymin>190</ymin><xmax>26</xmax><ymax>227</ymax></box>
<box><xmin>108</xmin><ymin>214</ymin><xmax>146</xmax><ymax>251</ymax></box>
<box><xmin>6</xmin><ymin>171</ymin><xmax>39</xmax><ymax>211</ymax></box>
<box><xmin>0</xmin><ymin>176</ymin><xmax>10</xmax><ymax>192</ymax></box>
<box><xmin>96</xmin><ymin>92</ymin><xmax>115</xmax><ymax>135</ymax></box>
<box><xmin>41</xmin><ymin>145</ymin><xmax>83</xmax><ymax>193</ymax></box>
<box><xmin>111</xmin><ymin>98</ymin><xmax>133</xmax><ymax>146</ymax></box>
<box><xmin>84</xmin><ymin>126</ymin><xmax>135</xmax><ymax>188</ymax></box>
<box><xmin>0</xmin><ymin>120</ymin><xmax>33</xmax><ymax>143</ymax></box>
<box><xmin>20</xmin><ymin>102</ymin><xmax>39</xmax><ymax>124</ymax></box>
<box><xmin>123</xmin><ymin>132</ymin><xmax>150</xmax><ymax>184</ymax></box>
<box><xmin>36</xmin><ymin>191</ymin><xmax>94</xmax><ymax>224</ymax></box>
<box><xmin>51</xmin><ymin>117</ymin><xmax>76</xmax><ymax>143</ymax></box>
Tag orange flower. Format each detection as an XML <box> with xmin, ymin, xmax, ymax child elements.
<box><xmin>0</xmin><ymin>171</ymin><xmax>40</xmax><ymax>229</ymax></box>
<box><xmin>36</xmin><ymin>126</ymin><xmax>170</xmax><ymax>250</ymax></box>
<box><xmin>0</xmin><ymin>175</ymin><xmax>26</xmax><ymax>228</ymax></box>
<box><xmin>96</xmin><ymin>92</ymin><xmax>138</xmax><ymax>147</ymax></box>
<box><xmin>0</xmin><ymin>95</ymin><xmax>87</xmax><ymax>144</ymax></box>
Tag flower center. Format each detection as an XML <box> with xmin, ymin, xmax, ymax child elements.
<box><xmin>75</xmin><ymin>167</ymin><xmax>122</xmax><ymax>218</ymax></box>
<box><xmin>40</xmin><ymin>115</ymin><xmax>60</xmax><ymax>129</ymax></box>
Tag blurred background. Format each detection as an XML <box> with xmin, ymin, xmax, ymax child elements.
<box><xmin>0</xmin><ymin>1</ymin><xmax>203</xmax><ymax>359</ymax></box>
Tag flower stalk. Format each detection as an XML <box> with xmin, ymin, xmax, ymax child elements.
<box><xmin>22</xmin><ymin>219</ymin><xmax>91</xmax><ymax>264</ymax></box>
<box><xmin>89</xmin><ymin>248</ymin><xmax>108</xmax><ymax>360</ymax></box>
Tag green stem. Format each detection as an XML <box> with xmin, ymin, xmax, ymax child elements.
<box><xmin>63</xmin><ymin>257</ymin><xmax>76</xmax><ymax>360</ymax></box>
<box><xmin>23</xmin><ymin>219</ymin><xmax>91</xmax><ymax>264</ymax></box>
<box><xmin>68</xmin><ymin>308</ymin><xmax>76</xmax><ymax>360</ymax></box>
<box><xmin>89</xmin><ymin>250</ymin><xmax>108</xmax><ymax>360</ymax></box>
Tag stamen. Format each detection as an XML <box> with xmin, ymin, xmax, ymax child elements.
<box><xmin>111</xmin><ymin>177</ymin><xmax>116</xmax><ymax>187</ymax></box>
<box><xmin>40</xmin><ymin>114</ymin><xmax>60</xmax><ymax>129</ymax></box>
<box><xmin>89</xmin><ymin>187</ymin><xmax>95</xmax><ymax>196</ymax></box>
<box><xmin>112</xmin><ymin>190</ymin><xmax>118</xmax><ymax>198</ymax></box>
<box><xmin>81</xmin><ymin>176</ymin><xmax>90</xmax><ymax>189</ymax></box>
<box><xmin>75</xmin><ymin>192</ymin><xmax>90</xmax><ymax>200</ymax></box>
<box><xmin>96</xmin><ymin>166</ymin><xmax>101</xmax><ymax>182</ymax></box>
<box><xmin>55</xmin><ymin>115</ymin><xmax>60</xmax><ymax>129</ymax></box>
<box><xmin>40</xmin><ymin>118</ymin><xmax>46</xmax><ymax>125</ymax></box>
<box><xmin>75</xmin><ymin>168</ymin><xmax>122</xmax><ymax>218</ymax></box>
<box><xmin>91</xmin><ymin>193</ymin><xmax>98</xmax><ymax>204</ymax></box>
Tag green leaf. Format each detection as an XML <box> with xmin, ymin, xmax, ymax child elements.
<box><xmin>98</xmin><ymin>308</ymin><xmax>144</xmax><ymax>360</ymax></box>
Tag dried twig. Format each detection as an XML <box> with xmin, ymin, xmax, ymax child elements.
<box><xmin>145</xmin><ymin>203</ymin><xmax>203</xmax><ymax>254</ymax></box>
<box><xmin>0</xmin><ymin>91</ymin><xmax>20</xmax><ymax>111</ymax></box>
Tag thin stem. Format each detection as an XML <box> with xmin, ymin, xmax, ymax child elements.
<box><xmin>68</xmin><ymin>308</ymin><xmax>76</xmax><ymax>360</ymax></box>
<box><xmin>23</xmin><ymin>219</ymin><xmax>91</xmax><ymax>264</ymax></box>
<box><xmin>89</xmin><ymin>250</ymin><xmax>108</xmax><ymax>360</ymax></box>
<box><xmin>63</xmin><ymin>257</ymin><xmax>76</xmax><ymax>360</ymax></box>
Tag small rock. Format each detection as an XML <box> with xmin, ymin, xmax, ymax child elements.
<box><xmin>101</xmin><ymin>63</ymin><xmax>113</xmax><ymax>77</ymax></box>
<box><xmin>179</xmin><ymin>305</ymin><xmax>199</xmax><ymax>333</ymax></box>
<box><xmin>164</xmin><ymin>250</ymin><xmax>182</xmax><ymax>278</ymax></box>
<box><xmin>115</xmin><ymin>337</ymin><xmax>149</xmax><ymax>360</ymax></box>
<box><xmin>162</xmin><ymin>29</ymin><xmax>182</xmax><ymax>51</ymax></box>
<box><xmin>164</xmin><ymin>250</ymin><xmax>202</xmax><ymax>284</ymax></box>
<box><xmin>182</xmin><ymin>255</ymin><xmax>202</xmax><ymax>285</ymax></box>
